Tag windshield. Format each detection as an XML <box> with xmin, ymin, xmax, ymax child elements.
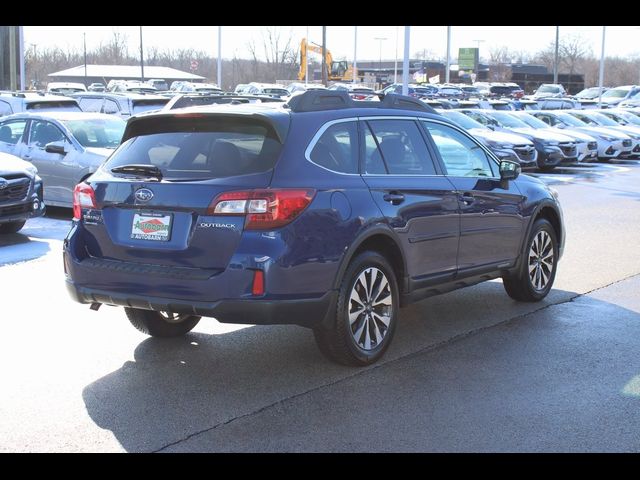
<box><xmin>442</xmin><ymin>111</ymin><xmax>486</xmax><ymax>130</ymax></box>
<box><xmin>515</xmin><ymin>113</ymin><xmax>549</xmax><ymax>129</ymax></box>
<box><xmin>584</xmin><ymin>112</ymin><xmax>620</xmax><ymax>126</ymax></box>
<box><xmin>602</xmin><ymin>88</ymin><xmax>629</xmax><ymax>99</ymax></box>
<box><xmin>556</xmin><ymin>112</ymin><xmax>587</xmax><ymax>127</ymax></box>
<box><xmin>489</xmin><ymin>112</ymin><xmax>529</xmax><ymax>128</ymax></box>
<box><xmin>613</xmin><ymin>111</ymin><xmax>640</xmax><ymax>125</ymax></box>
<box><xmin>63</xmin><ymin>117</ymin><xmax>126</xmax><ymax>149</ymax></box>
<box><xmin>538</xmin><ymin>85</ymin><xmax>560</xmax><ymax>94</ymax></box>
<box><xmin>576</xmin><ymin>88</ymin><xmax>600</xmax><ymax>99</ymax></box>
<box><xmin>26</xmin><ymin>101</ymin><xmax>81</xmax><ymax>112</ymax></box>
<box><xmin>132</xmin><ymin>100</ymin><xmax>170</xmax><ymax>114</ymax></box>
<box><xmin>105</xmin><ymin>118</ymin><xmax>282</xmax><ymax>180</ymax></box>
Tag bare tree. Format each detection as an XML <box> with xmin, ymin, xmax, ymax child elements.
<box><xmin>559</xmin><ymin>33</ymin><xmax>592</xmax><ymax>76</ymax></box>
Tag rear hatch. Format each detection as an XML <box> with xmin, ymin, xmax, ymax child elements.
<box><xmin>79</xmin><ymin>112</ymin><xmax>285</xmax><ymax>270</ymax></box>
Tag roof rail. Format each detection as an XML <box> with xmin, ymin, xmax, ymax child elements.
<box><xmin>286</xmin><ymin>90</ymin><xmax>435</xmax><ymax>114</ymax></box>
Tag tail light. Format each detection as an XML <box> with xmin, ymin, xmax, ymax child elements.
<box><xmin>252</xmin><ymin>270</ymin><xmax>265</xmax><ymax>296</ymax></box>
<box><xmin>208</xmin><ymin>189</ymin><xmax>316</xmax><ymax>230</ymax></box>
<box><xmin>73</xmin><ymin>182</ymin><xmax>97</xmax><ymax>220</ymax></box>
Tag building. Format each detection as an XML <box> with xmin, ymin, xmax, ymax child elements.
<box><xmin>47</xmin><ymin>64</ymin><xmax>205</xmax><ymax>87</ymax></box>
<box><xmin>0</xmin><ymin>26</ymin><xmax>23</xmax><ymax>90</ymax></box>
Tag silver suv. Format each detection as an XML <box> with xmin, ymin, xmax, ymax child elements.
<box><xmin>0</xmin><ymin>92</ymin><xmax>81</xmax><ymax>118</ymax></box>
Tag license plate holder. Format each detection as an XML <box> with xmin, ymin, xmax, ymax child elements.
<box><xmin>131</xmin><ymin>212</ymin><xmax>173</xmax><ymax>242</ymax></box>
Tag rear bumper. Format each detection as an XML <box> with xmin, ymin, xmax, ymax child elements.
<box><xmin>65</xmin><ymin>279</ymin><xmax>337</xmax><ymax>329</ymax></box>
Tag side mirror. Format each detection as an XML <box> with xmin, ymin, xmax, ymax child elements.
<box><xmin>556</xmin><ymin>123</ymin><xmax>566</xmax><ymax>129</ymax></box>
<box><xmin>499</xmin><ymin>160</ymin><xmax>521</xmax><ymax>181</ymax></box>
<box><xmin>45</xmin><ymin>141</ymin><xmax>67</xmax><ymax>155</ymax></box>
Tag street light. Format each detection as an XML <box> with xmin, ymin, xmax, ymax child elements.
<box><xmin>374</xmin><ymin>36</ymin><xmax>387</xmax><ymax>82</ymax></box>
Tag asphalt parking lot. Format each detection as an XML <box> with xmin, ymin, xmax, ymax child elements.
<box><xmin>1</xmin><ymin>159</ymin><xmax>640</xmax><ymax>452</ymax></box>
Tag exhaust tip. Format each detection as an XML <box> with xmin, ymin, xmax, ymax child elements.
<box><xmin>89</xmin><ymin>303</ymin><xmax>101</xmax><ymax>311</ymax></box>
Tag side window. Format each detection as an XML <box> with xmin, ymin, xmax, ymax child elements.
<box><xmin>423</xmin><ymin>122</ymin><xmax>495</xmax><ymax>178</ymax></box>
<box><xmin>0</xmin><ymin>120</ymin><xmax>27</xmax><ymax>145</ymax></box>
<box><xmin>103</xmin><ymin>99</ymin><xmax>120</xmax><ymax>114</ymax></box>
<box><xmin>309</xmin><ymin>121</ymin><xmax>358</xmax><ymax>174</ymax></box>
<box><xmin>0</xmin><ymin>100</ymin><xmax>13</xmax><ymax>117</ymax></box>
<box><xmin>78</xmin><ymin>97</ymin><xmax>103</xmax><ymax>113</ymax></box>
<box><xmin>28</xmin><ymin>120</ymin><xmax>67</xmax><ymax>148</ymax></box>
<box><xmin>536</xmin><ymin>114</ymin><xmax>553</xmax><ymax>126</ymax></box>
<box><xmin>365</xmin><ymin>119</ymin><xmax>437</xmax><ymax>175</ymax></box>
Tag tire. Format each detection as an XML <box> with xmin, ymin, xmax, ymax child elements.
<box><xmin>313</xmin><ymin>251</ymin><xmax>399</xmax><ymax>366</ymax></box>
<box><xmin>503</xmin><ymin>218</ymin><xmax>558</xmax><ymax>302</ymax></box>
<box><xmin>0</xmin><ymin>220</ymin><xmax>26</xmax><ymax>234</ymax></box>
<box><xmin>125</xmin><ymin>308</ymin><xmax>201</xmax><ymax>337</ymax></box>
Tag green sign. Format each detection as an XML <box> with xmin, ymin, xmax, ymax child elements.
<box><xmin>458</xmin><ymin>48</ymin><xmax>479</xmax><ymax>71</ymax></box>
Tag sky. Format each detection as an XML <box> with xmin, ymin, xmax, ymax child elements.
<box><xmin>23</xmin><ymin>26</ymin><xmax>640</xmax><ymax>64</ymax></box>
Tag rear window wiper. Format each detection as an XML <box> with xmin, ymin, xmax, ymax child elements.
<box><xmin>110</xmin><ymin>164</ymin><xmax>163</xmax><ymax>180</ymax></box>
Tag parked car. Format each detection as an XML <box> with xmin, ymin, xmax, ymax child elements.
<box><xmin>537</xmin><ymin>98</ymin><xmax>582</xmax><ymax>110</ymax></box>
<box><xmin>531</xmin><ymin>110</ymin><xmax>635</xmax><ymax>161</ymax></box>
<box><xmin>244</xmin><ymin>83</ymin><xmax>290</xmax><ymax>98</ymax></box>
<box><xmin>109</xmin><ymin>81</ymin><xmax>158</xmax><ymax>94</ymax></box>
<box><xmin>163</xmin><ymin>93</ymin><xmax>285</xmax><ymax>110</ymax></box>
<box><xmin>0</xmin><ymin>92</ymin><xmax>81</xmax><ymax>118</ymax></box>
<box><xmin>0</xmin><ymin>151</ymin><xmax>45</xmax><ymax>233</ymax></box>
<box><xmin>171</xmin><ymin>82</ymin><xmax>222</xmax><ymax>94</ymax></box>
<box><xmin>46</xmin><ymin>82</ymin><xmax>87</xmax><ymax>96</ymax></box>
<box><xmin>380</xmin><ymin>83</ymin><xmax>438</xmax><ymax>98</ymax></box>
<box><xmin>598</xmin><ymin>85</ymin><xmax>640</xmax><ymax>107</ymax></box>
<box><xmin>618</xmin><ymin>90</ymin><xmax>640</xmax><ymax>108</ymax></box>
<box><xmin>574</xmin><ymin>87</ymin><xmax>608</xmax><ymax>100</ymax></box>
<box><xmin>328</xmin><ymin>83</ymin><xmax>377</xmax><ymax>100</ymax></box>
<box><xmin>460</xmin><ymin>109</ymin><xmax>577</xmax><ymax>170</ymax></box>
<box><xmin>286</xmin><ymin>83</ymin><xmax>327</xmax><ymax>95</ymax></box>
<box><xmin>71</xmin><ymin>92</ymin><xmax>170</xmax><ymax>119</ymax></box>
<box><xmin>64</xmin><ymin>91</ymin><xmax>564</xmax><ymax>366</ymax></box>
<box><xmin>489</xmin><ymin>83</ymin><xmax>524</xmax><ymax>99</ymax></box>
<box><xmin>0</xmin><ymin>112</ymin><xmax>125</xmax><ymax>207</ymax></box>
<box><xmin>147</xmin><ymin>79</ymin><xmax>168</xmax><ymax>91</ymax></box>
<box><xmin>510</xmin><ymin>111</ymin><xmax>598</xmax><ymax>163</ymax></box>
<box><xmin>88</xmin><ymin>83</ymin><xmax>106</xmax><ymax>92</ymax></box>
<box><xmin>565</xmin><ymin>110</ymin><xmax>640</xmax><ymax>158</ymax></box>
<box><xmin>526</xmin><ymin>83</ymin><xmax>566</xmax><ymax>100</ymax></box>
<box><xmin>440</xmin><ymin>110</ymin><xmax>538</xmax><ymax>168</ymax></box>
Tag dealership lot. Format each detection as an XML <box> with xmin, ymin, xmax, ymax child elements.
<box><xmin>1</xmin><ymin>160</ymin><xmax>640</xmax><ymax>452</ymax></box>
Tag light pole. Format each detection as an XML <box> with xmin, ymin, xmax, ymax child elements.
<box><xmin>553</xmin><ymin>26</ymin><xmax>559</xmax><ymax>84</ymax></box>
<box><xmin>445</xmin><ymin>26</ymin><xmax>451</xmax><ymax>84</ymax></box>
<box><xmin>598</xmin><ymin>26</ymin><xmax>606</xmax><ymax>108</ymax></box>
<box><xmin>374</xmin><ymin>37</ymin><xmax>387</xmax><ymax>85</ymax></box>
<box><xmin>394</xmin><ymin>26</ymin><xmax>398</xmax><ymax>83</ymax></box>
<box><xmin>402</xmin><ymin>27</ymin><xmax>410</xmax><ymax>95</ymax></box>
<box><xmin>139</xmin><ymin>26</ymin><xmax>144</xmax><ymax>82</ymax></box>
<box><xmin>217</xmin><ymin>26</ymin><xmax>222</xmax><ymax>88</ymax></box>
<box><xmin>353</xmin><ymin>26</ymin><xmax>358</xmax><ymax>85</ymax></box>
<box><xmin>83</xmin><ymin>32</ymin><xmax>87</xmax><ymax>87</ymax></box>
<box><xmin>305</xmin><ymin>25</ymin><xmax>309</xmax><ymax>85</ymax></box>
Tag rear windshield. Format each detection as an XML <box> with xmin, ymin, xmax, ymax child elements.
<box><xmin>26</xmin><ymin>101</ymin><xmax>81</xmax><ymax>112</ymax></box>
<box><xmin>131</xmin><ymin>99</ymin><xmax>170</xmax><ymax>114</ymax></box>
<box><xmin>104</xmin><ymin>117</ymin><xmax>282</xmax><ymax>180</ymax></box>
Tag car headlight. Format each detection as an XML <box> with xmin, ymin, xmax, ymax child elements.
<box><xmin>598</xmin><ymin>134</ymin><xmax>615</xmax><ymax>141</ymax></box>
<box><xmin>545</xmin><ymin>141</ymin><xmax>560</xmax><ymax>146</ymax></box>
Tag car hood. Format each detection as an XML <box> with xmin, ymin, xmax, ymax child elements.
<box><xmin>548</xmin><ymin>128</ymin><xmax>596</xmax><ymax>142</ymax></box>
<box><xmin>0</xmin><ymin>152</ymin><xmax>36</xmax><ymax>176</ymax></box>
<box><xmin>577</xmin><ymin>126</ymin><xmax>632</xmax><ymax>140</ymax></box>
<box><xmin>469</xmin><ymin>128</ymin><xmax>533</xmax><ymax>145</ymax></box>
<box><xmin>510</xmin><ymin>127</ymin><xmax>574</xmax><ymax>142</ymax></box>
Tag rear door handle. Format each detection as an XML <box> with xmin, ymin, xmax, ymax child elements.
<box><xmin>383</xmin><ymin>192</ymin><xmax>405</xmax><ymax>205</ymax></box>
<box><xmin>460</xmin><ymin>193</ymin><xmax>475</xmax><ymax>205</ymax></box>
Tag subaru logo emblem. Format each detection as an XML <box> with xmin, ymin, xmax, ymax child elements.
<box><xmin>0</xmin><ymin>177</ymin><xmax>7</xmax><ymax>190</ymax></box>
<box><xmin>135</xmin><ymin>188</ymin><xmax>154</xmax><ymax>202</ymax></box>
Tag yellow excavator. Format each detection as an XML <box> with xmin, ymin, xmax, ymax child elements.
<box><xmin>298</xmin><ymin>38</ymin><xmax>358</xmax><ymax>82</ymax></box>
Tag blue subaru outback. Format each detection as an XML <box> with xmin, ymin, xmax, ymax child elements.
<box><xmin>64</xmin><ymin>91</ymin><xmax>564</xmax><ymax>366</ymax></box>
